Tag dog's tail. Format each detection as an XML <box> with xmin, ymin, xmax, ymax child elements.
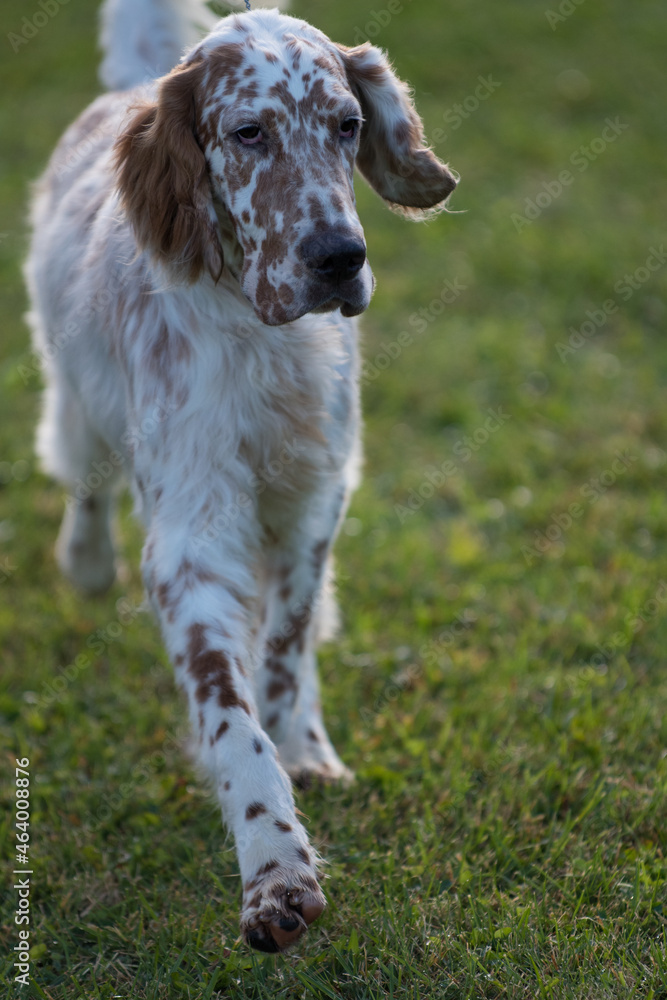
<box><xmin>99</xmin><ymin>0</ymin><xmax>293</xmax><ymax>92</ymax></box>
<box><xmin>98</xmin><ymin>0</ymin><xmax>217</xmax><ymax>91</ymax></box>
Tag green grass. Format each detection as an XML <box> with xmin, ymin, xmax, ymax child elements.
<box><xmin>2</xmin><ymin>0</ymin><xmax>667</xmax><ymax>996</ymax></box>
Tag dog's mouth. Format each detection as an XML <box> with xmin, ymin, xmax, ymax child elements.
<box><xmin>305</xmin><ymin>266</ymin><xmax>376</xmax><ymax>319</ymax></box>
<box><xmin>310</xmin><ymin>297</ymin><xmax>353</xmax><ymax>316</ymax></box>
<box><xmin>238</xmin><ymin>259</ymin><xmax>375</xmax><ymax>327</ymax></box>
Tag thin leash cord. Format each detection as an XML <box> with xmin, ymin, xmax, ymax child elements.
<box><xmin>244</xmin><ymin>0</ymin><xmax>251</xmax><ymax>9</ymax></box>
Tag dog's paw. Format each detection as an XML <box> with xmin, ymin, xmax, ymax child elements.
<box><xmin>289</xmin><ymin>760</ymin><xmax>355</xmax><ymax>790</ymax></box>
<box><xmin>241</xmin><ymin>866</ymin><xmax>326</xmax><ymax>952</ymax></box>
<box><xmin>277</xmin><ymin>722</ymin><xmax>354</xmax><ymax>789</ymax></box>
<box><xmin>56</xmin><ymin>499</ymin><xmax>116</xmax><ymax>595</ymax></box>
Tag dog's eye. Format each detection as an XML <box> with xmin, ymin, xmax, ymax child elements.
<box><xmin>339</xmin><ymin>118</ymin><xmax>358</xmax><ymax>139</ymax></box>
<box><xmin>236</xmin><ymin>125</ymin><xmax>262</xmax><ymax>145</ymax></box>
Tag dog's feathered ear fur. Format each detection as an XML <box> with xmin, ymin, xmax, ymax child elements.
<box><xmin>114</xmin><ymin>59</ymin><xmax>223</xmax><ymax>283</ymax></box>
<box><xmin>336</xmin><ymin>42</ymin><xmax>457</xmax><ymax>216</ymax></box>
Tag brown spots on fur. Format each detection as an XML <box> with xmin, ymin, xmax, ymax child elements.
<box><xmin>306</xmin><ymin>194</ymin><xmax>328</xmax><ymax>227</ymax></box>
<box><xmin>314</xmin><ymin>52</ymin><xmax>346</xmax><ymax>80</ymax></box>
<box><xmin>176</xmin><ymin>557</ymin><xmax>220</xmax><ymax>586</ymax></box>
<box><xmin>275</xmin><ymin>820</ymin><xmax>293</xmax><ymax>833</ymax></box>
<box><xmin>260</xmin><ymin>225</ymin><xmax>289</xmax><ymax>267</ymax></box>
<box><xmin>267</xmin><ymin>603</ymin><xmax>313</xmax><ymax>658</ymax></box>
<box><xmin>243</xmin><ymin>860</ymin><xmax>280</xmax><ymax>895</ymax></box>
<box><xmin>188</xmin><ymin>623</ymin><xmax>251</xmax><ymax>713</ymax></box>
<box><xmin>156</xmin><ymin>580</ymin><xmax>172</xmax><ymax>610</ymax></box>
<box><xmin>279</xmin><ymin>584</ymin><xmax>292</xmax><ymax>602</ymax></box>
<box><xmin>255</xmin><ymin>272</ymin><xmax>287</xmax><ymax>325</ymax></box>
<box><xmin>265</xmin><ymin>657</ymin><xmax>298</xmax><ymax>702</ymax></box>
<box><xmin>253</xmin><ymin>738</ymin><xmax>263</xmax><ymax>753</ymax></box>
<box><xmin>246</xmin><ymin>802</ymin><xmax>267</xmax><ymax>820</ymax></box>
<box><xmin>267</xmin><ymin>680</ymin><xmax>288</xmax><ymax>701</ymax></box>
<box><xmin>296</xmin><ymin>847</ymin><xmax>310</xmax><ymax>865</ymax></box>
<box><xmin>206</xmin><ymin>42</ymin><xmax>248</xmax><ymax>97</ymax></box>
<box><xmin>266</xmin><ymin>713</ymin><xmax>280</xmax><ymax>729</ymax></box>
<box><xmin>144</xmin><ymin>324</ymin><xmax>192</xmax><ymax>392</ymax></box>
<box><xmin>302</xmin><ymin>75</ymin><xmax>343</xmax><ymax>115</ymax></box>
<box><xmin>307</xmin><ymin>728</ymin><xmax>320</xmax><ymax>743</ymax></box>
<box><xmin>215</xmin><ymin>720</ymin><xmax>230</xmax><ymax>741</ymax></box>
<box><xmin>235</xmin><ymin>82</ymin><xmax>260</xmax><ymax>104</ymax></box>
<box><xmin>224</xmin><ymin>780</ymin><xmax>231</xmax><ymax>791</ymax></box>
<box><xmin>156</xmin><ymin>560</ymin><xmax>227</xmax><ymax>624</ymax></box>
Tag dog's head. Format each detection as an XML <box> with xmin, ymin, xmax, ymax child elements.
<box><xmin>115</xmin><ymin>10</ymin><xmax>457</xmax><ymax>326</ymax></box>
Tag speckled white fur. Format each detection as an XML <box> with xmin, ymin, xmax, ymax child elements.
<box><xmin>25</xmin><ymin>0</ymin><xmax>456</xmax><ymax>952</ymax></box>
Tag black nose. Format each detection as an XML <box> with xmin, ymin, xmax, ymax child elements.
<box><xmin>300</xmin><ymin>232</ymin><xmax>367</xmax><ymax>282</ymax></box>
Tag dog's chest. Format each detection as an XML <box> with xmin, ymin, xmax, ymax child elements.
<box><xmin>165</xmin><ymin>312</ymin><xmax>360</xmax><ymax>512</ymax></box>
<box><xmin>235</xmin><ymin>324</ymin><xmax>358</xmax><ymax>491</ymax></box>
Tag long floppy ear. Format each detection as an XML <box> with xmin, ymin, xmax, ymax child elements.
<box><xmin>336</xmin><ymin>43</ymin><xmax>457</xmax><ymax>217</ymax></box>
<box><xmin>114</xmin><ymin>59</ymin><xmax>223</xmax><ymax>283</ymax></box>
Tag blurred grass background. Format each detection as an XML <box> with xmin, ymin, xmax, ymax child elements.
<box><xmin>1</xmin><ymin>0</ymin><xmax>667</xmax><ymax>997</ymax></box>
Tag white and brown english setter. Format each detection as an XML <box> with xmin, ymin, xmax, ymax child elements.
<box><xmin>26</xmin><ymin>0</ymin><xmax>457</xmax><ymax>952</ymax></box>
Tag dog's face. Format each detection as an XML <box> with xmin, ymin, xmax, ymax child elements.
<box><xmin>199</xmin><ymin>17</ymin><xmax>372</xmax><ymax>325</ymax></box>
<box><xmin>115</xmin><ymin>10</ymin><xmax>457</xmax><ymax>326</ymax></box>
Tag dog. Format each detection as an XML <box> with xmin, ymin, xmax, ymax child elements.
<box><xmin>25</xmin><ymin>0</ymin><xmax>457</xmax><ymax>952</ymax></box>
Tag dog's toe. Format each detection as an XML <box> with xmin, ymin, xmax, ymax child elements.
<box><xmin>242</xmin><ymin>882</ymin><xmax>325</xmax><ymax>953</ymax></box>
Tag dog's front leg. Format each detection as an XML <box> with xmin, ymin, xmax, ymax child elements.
<box><xmin>142</xmin><ymin>492</ymin><xmax>325</xmax><ymax>953</ymax></box>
